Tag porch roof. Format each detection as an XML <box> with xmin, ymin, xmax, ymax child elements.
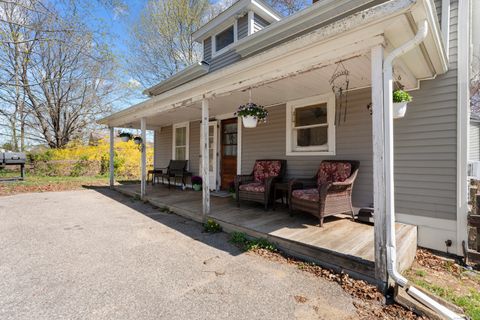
<box><xmin>98</xmin><ymin>0</ymin><xmax>447</xmax><ymax>130</ymax></box>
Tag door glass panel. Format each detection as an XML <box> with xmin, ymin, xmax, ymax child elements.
<box><xmin>222</xmin><ymin>122</ymin><xmax>237</xmax><ymax>156</ymax></box>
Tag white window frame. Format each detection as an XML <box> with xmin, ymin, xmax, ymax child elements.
<box><xmin>211</xmin><ymin>20</ymin><xmax>238</xmax><ymax>58</ymax></box>
<box><xmin>172</xmin><ymin>122</ymin><xmax>190</xmax><ymax>161</ymax></box>
<box><xmin>286</xmin><ymin>94</ymin><xmax>336</xmax><ymax>156</ymax></box>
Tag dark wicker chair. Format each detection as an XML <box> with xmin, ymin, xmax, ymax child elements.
<box><xmin>288</xmin><ymin>160</ymin><xmax>359</xmax><ymax>227</ymax></box>
<box><xmin>235</xmin><ymin>159</ymin><xmax>287</xmax><ymax>210</ymax></box>
<box><xmin>158</xmin><ymin>160</ymin><xmax>189</xmax><ymax>189</ymax></box>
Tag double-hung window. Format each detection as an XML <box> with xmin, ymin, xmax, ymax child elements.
<box><xmin>286</xmin><ymin>94</ymin><xmax>336</xmax><ymax>155</ymax></box>
<box><xmin>173</xmin><ymin>122</ymin><xmax>189</xmax><ymax>160</ymax></box>
<box><xmin>212</xmin><ymin>22</ymin><xmax>237</xmax><ymax>57</ymax></box>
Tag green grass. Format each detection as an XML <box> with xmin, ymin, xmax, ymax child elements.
<box><xmin>411</xmin><ymin>278</ymin><xmax>480</xmax><ymax>319</ymax></box>
<box><xmin>229</xmin><ymin>232</ymin><xmax>277</xmax><ymax>252</ymax></box>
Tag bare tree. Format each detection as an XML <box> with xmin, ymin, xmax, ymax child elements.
<box><xmin>127</xmin><ymin>0</ymin><xmax>210</xmax><ymax>88</ymax></box>
<box><xmin>0</xmin><ymin>0</ymin><xmax>131</xmax><ymax>149</ymax></box>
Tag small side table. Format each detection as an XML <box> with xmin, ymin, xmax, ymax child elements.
<box><xmin>273</xmin><ymin>182</ymin><xmax>289</xmax><ymax>210</ymax></box>
<box><xmin>148</xmin><ymin>169</ymin><xmax>163</xmax><ymax>185</ymax></box>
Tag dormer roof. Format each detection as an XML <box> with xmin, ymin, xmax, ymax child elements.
<box><xmin>192</xmin><ymin>0</ymin><xmax>282</xmax><ymax>43</ymax></box>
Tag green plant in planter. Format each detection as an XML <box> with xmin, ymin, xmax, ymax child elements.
<box><xmin>191</xmin><ymin>176</ymin><xmax>202</xmax><ymax>191</ymax></box>
<box><xmin>235</xmin><ymin>103</ymin><xmax>268</xmax><ymax>122</ymax></box>
<box><xmin>392</xmin><ymin>89</ymin><xmax>412</xmax><ymax>103</ymax></box>
<box><xmin>204</xmin><ymin>219</ymin><xmax>222</xmax><ymax>233</ymax></box>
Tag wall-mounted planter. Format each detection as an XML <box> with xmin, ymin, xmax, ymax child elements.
<box><xmin>242</xmin><ymin>115</ymin><xmax>258</xmax><ymax>128</ymax></box>
<box><xmin>392</xmin><ymin>102</ymin><xmax>408</xmax><ymax>119</ymax></box>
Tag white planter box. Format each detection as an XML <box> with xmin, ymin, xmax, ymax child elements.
<box><xmin>242</xmin><ymin>115</ymin><xmax>258</xmax><ymax>128</ymax></box>
<box><xmin>392</xmin><ymin>102</ymin><xmax>408</xmax><ymax>119</ymax></box>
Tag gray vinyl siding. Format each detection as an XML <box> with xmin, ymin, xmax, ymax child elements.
<box><xmin>203</xmin><ymin>37</ymin><xmax>212</xmax><ymax>63</ymax></box>
<box><xmin>393</xmin><ymin>0</ymin><xmax>458</xmax><ymax>221</ymax></box>
<box><xmin>154</xmin><ymin>126</ymin><xmax>172</xmax><ymax>169</ymax></box>
<box><xmin>238</xmin><ymin>15</ymin><xmax>249</xmax><ymax>39</ymax></box>
<box><xmin>469</xmin><ymin>121</ymin><xmax>480</xmax><ymax>161</ymax></box>
<box><xmin>209</xmin><ymin>50</ymin><xmax>241</xmax><ymax>72</ymax></box>
<box><xmin>153</xmin><ymin>123</ymin><xmax>200</xmax><ymax>175</ymax></box>
<box><xmin>241</xmin><ymin>88</ymin><xmax>373</xmax><ymax>208</ymax></box>
<box><xmin>253</xmin><ymin>13</ymin><xmax>269</xmax><ymax>32</ymax></box>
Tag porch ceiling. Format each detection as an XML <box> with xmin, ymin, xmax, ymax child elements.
<box><xmin>123</xmin><ymin>54</ymin><xmax>372</xmax><ymax>129</ymax></box>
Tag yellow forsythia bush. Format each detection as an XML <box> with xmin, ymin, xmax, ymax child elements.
<box><xmin>30</xmin><ymin>139</ymin><xmax>154</xmax><ymax>179</ymax></box>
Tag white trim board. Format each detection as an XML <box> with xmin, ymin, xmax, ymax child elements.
<box><xmin>396</xmin><ymin>213</ymin><xmax>458</xmax><ymax>255</ymax></box>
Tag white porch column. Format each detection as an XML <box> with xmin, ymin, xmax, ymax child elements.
<box><xmin>141</xmin><ymin>118</ymin><xmax>147</xmax><ymax>200</ymax></box>
<box><xmin>371</xmin><ymin>45</ymin><xmax>388</xmax><ymax>286</ymax></box>
<box><xmin>109</xmin><ymin>127</ymin><xmax>115</xmax><ymax>188</ymax></box>
<box><xmin>201</xmin><ymin>98</ymin><xmax>210</xmax><ymax>222</ymax></box>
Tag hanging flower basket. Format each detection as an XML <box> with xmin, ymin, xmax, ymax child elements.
<box><xmin>235</xmin><ymin>103</ymin><xmax>268</xmax><ymax>128</ymax></box>
<box><xmin>133</xmin><ymin>136</ymin><xmax>142</xmax><ymax>145</ymax></box>
<box><xmin>392</xmin><ymin>90</ymin><xmax>412</xmax><ymax>119</ymax></box>
<box><xmin>118</xmin><ymin>132</ymin><xmax>132</xmax><ymax>142</ymax></box>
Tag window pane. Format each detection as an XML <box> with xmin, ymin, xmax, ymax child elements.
<box><xmin>176</xmin><ymin>147</ymin><xmax>186</xmax><ymax>160</ymax></box>
<box><xmin>175</xmin><ymin>127</ymin><xmax>186</xmax><ymax>146</ymax></box>
<box><xmin>296</xmin><ymin>126</ymin><xmax>328</xmax><ymax>147</ymax></box>
<box><xmin>215</xmin><ymin>26</ymin><xmax>234</xmax><ymax>52</ymax></box>
<box><xmin>295</xmin><ymin>103</ymin><xmax>328</xmax><ymax>127</ymax></box>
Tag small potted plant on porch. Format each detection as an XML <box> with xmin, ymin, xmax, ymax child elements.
<box><xmin>118</xmin><ymin>131</ymin><xmax>132</xmax><ymax>142</ymax></box>
<box><xmin>235</xmin><ymin>103</ymin><xmax>268</xmax><ymax>128</ymax></box>
<box><xmin>191</xmin><ymin>176</ymin><xmax>202</xmax><ymax>191</ymax></box>
<box><xmin>133</xmin><ymin>136</ymin><xmax>142</xmax><ymax>145</ymax></box>
<box><xmin>392</xmin><ymin>89</ymin><xmax>412</xmax><ymax>119</ymax></box>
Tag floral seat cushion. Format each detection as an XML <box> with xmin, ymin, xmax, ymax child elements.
<box><xmin>317</xmin><ymin>162</ymin><xmax>352</xmax><ymax>186</ymax></box>
<box><xmin>292</xmin><ymin>188</ymin><xmax>319</xmax><ymax>202</ymax></box>
<box><xmin>239</xmin><ymin>182</ymin><xmax>265</xmax><ymax>193</ymax></box>
<box><xmin>253</xmin><ymin>160</ymin><xmax>282</xmax><ymax>184</ymax></box>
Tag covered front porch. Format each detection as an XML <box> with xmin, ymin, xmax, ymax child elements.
<box><xmin>115</xmin><ymin>183</ymin><xmax>417</xmax><ymax>283</ymax></box>
<box><xmin>99</xmin><ymin>0</ymin><xmax>448</xmax><ymax>289</ymax></box>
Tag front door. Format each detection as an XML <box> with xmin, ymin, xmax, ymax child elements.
<box><xmin>220</xmin><ymin>118</ymin><xmax>237</xmax><ymax>190</ymax></box>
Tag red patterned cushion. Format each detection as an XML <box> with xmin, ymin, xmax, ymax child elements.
<box><xmin>317</xmin><ymin>162</ymin><xmax>352</xmax><ymax>186</ymax></box>
<box><xmin>292</xmin><ymin>188</ymin><xmax>319</xmax><ymax>202</ymax></box>
<box><xmin>239</xmin><ymin>182</ymin><xmax>265</xmax><ymax>193</ymax></box>
<box><xmin>253</xmin><ymin>160</ymin><xmax>282</xmax><ymax>183</ymax></box>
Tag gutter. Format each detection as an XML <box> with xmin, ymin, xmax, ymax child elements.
<box><xmin>383</xmin><ymin>19</ymin><xmax>464</xmax><ymax>320</ymax></box>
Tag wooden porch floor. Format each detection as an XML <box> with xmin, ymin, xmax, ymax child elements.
<box><xmin>115</xmin><ymin>183</ymin><xmax>417</xmax><ymax>283</ymax></box>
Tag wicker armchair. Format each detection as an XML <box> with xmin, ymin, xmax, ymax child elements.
<box><xmin>288</xmin><ymin>160</ymin><xmax>359</xmax><ymax>227</ymax></box>
<box><xmin>235</xmin><ymin>159</ymin><xmax>287</xmax><ymax>210</ymax></box>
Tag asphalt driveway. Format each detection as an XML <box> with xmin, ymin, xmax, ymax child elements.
<box><xmin>0</xmin><ymin>189</ymin><xmax>357</xmax><ymax>320</ymax></box>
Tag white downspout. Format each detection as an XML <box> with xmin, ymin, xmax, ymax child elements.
<box><xmin>383</xmin><ymin>19</ymin><xmax>464</xmax><ymax>320</ymax></box>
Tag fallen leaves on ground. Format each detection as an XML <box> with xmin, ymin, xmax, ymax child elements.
<box><xmin>248</xmin><ymin>248</ymin><xmax>428</xmax><ymax>320</ymax></box>
<box><xmin>0</xmin><ymin>179</ymin><xmax>108</xmax><ymax>196</ymax></box>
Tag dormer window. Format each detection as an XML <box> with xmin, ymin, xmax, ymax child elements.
<box><xmin>215</xmin><ymin>26</ymin><xmax>234</xmax><ymax>52</ymax></box>
<box><xmin>212</xmin><ymin>23</ymin><xmax>237</xmax><ymax>57</ymax></box>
